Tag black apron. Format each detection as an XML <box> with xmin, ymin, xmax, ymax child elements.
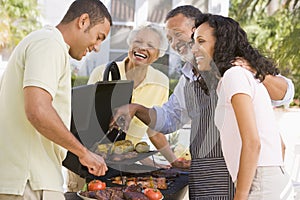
<box><xmin>184</xmin><ymin>78</ymin><xmax>235</xmax><ymax>200</ymax></box>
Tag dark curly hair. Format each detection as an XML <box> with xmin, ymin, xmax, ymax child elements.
<box><xmin>194</xmin><ymin>14</ymin><xmax>279</xmax><ymax>81</ymax></box>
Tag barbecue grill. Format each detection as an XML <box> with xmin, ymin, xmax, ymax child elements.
<box><xmin>65</xmin><ymin>165</ymin><xmax>189</xmax><ymax>200</ymax></box>
<box><xmin>63</xmin><ymin>62</ymin><xmax>189</xmax><ymax>200</ymax></box>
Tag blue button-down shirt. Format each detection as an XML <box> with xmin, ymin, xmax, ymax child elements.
<box><xmin>153</xmin><ymin>63</ymin><xmax>294</xmax><ymax>133</ymax></box>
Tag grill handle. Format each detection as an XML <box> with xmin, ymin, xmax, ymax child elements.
<box><xmin>103</xmin><ymin>61</ymin><xmax>121</xmax><ymax>81</ymax></box>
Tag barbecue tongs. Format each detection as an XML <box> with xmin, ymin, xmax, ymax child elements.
<box><xmin>89</xmin><ymin>116</ymin><xmax>126</xmax><ymax>153</ymax></box>
<box><xmin>107</xmin><ymin>116</ymin><xmax>126</xmax><ymax>154</ymax></box>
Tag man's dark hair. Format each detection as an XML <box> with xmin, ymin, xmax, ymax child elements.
<box><xmin>61</xmin><ymin>0</ymin><xmax>112</xmax><ymax>28</ymax></box>
<box><xmin>165</xmin><ymin>5</ymin><xmax>202</xmax><ymax>22</ymax></box>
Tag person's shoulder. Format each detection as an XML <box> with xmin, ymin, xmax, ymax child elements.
<box><xmin>223</xmin><ymin>66</ymin><xmax>251</xmax><ymax>79</ymax></box>
<box><xmin>91</xmin><ymin>64</ymin><xmax>107</xmax><ymax>74</ymax></box>
<box><xmin>148</xmin><ymin>66</ymin><xmax>169</xmax><ymax>84</ymax></box>
<box><xmin>222</xmin><ymin>66</ymin><xmax>256</xmax><ymax>90</ymax></box>
<box><xmin>148</xmin><ymin>66</ymin><xmax>168</xmax><ymax>78</ymax></box>
<box><xmin>32</xmin><ymin>26</ymin><xmax>60</xmax><ymax>40</ymax></box>
<box><xmin>17</xmin><ymin>26</ymin><xmax>68</xmax><ymax>60</ymax></box>
<box><xmin>87</xmin><ymin>64</ymin><xmax>107</xmax><ymax>84</ymax></box>
<box><xmin>26</xmin><ymin>26</ymin><xmax>66</xmax><ymax>50</ymax></box>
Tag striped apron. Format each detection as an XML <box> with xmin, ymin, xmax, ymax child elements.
<box><xmin>184</xmin><ymin>78</ymin><xmax>235</xmax><ymax>200</ymax></box>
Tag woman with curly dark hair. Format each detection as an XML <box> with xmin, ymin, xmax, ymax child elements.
<box><xmin>191</xmin><ymin>14</ymin><xmax>294</xmax><ymax>200</ymax></box>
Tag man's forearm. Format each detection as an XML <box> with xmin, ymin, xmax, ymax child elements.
<box><xmin>134</xmin><ymin>104</ymin><xmax>157</xmax><ymax>129</ymax></box>
<box><xmin>263</xmin><ymin>75</ymin><xmax>288</xmax><ymax>100</ymax></box>
<box><xmin>24</xmin><ymin>87</ymin><xmax>88</xmax><ymax>158</ymax></box>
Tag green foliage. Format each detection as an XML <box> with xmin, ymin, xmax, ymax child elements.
<box><xmin>169</xmin><ymin>78</ymin><xmax>179</xmax><ymax>96</ymax></box>
<box><xmin>229</xmin><ymin>0</ymin><xmax>300</xmax><ymax>104</ymax></box>
<box><xmin>72</xmin><ymin>76</ymin><xmax>89</xmax><ymax>87</ymax></box>
<box><xmin>0</xmin><ymin>0</ymin><xmax>41</xmax><ymax>52</ymax></box>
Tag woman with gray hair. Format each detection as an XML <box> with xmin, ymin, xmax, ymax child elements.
<box><xmin>126</xmin><ymin>23</ymin><xmax>169</xmax><ymax>58</ymax></box>
<box><xmin>67</xmin><ymin>23</ymin><xmax>178</xmax><ymax>192</ymax></box>
<box><xmin>88</xmin><ymin>23</ymin><xmax>170</xmax><ymax>144</ymax></box>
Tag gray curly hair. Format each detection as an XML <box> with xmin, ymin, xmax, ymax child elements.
<box><xmin>126</xmin><ymin>23</ymin><xmax>169</xmax><ymax>57</ymax></box>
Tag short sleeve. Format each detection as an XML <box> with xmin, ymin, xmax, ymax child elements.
<box><xmin>23</xmin><ymin>38</ymin><xmax>67</xmax><ymax>98</ymax></box>
<box><xmin>87</xmin><ymin>65</ymin><xmax>106</xmax><ymax>84</ymax></box>
<box><xmin>271</xmin><ymin>74</ymin><xmax>295</xmax><ymax>107</ymax></box>
<box><xmin>222</xmin><ymin>67</ymin><xmax>254</xmax><ymax>102</ymax></box>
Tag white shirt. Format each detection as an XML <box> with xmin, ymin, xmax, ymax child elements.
<box><xmin>215</xmin><ymin>66</ymin><xmax>283</xmax><ymax>182</ymax></box>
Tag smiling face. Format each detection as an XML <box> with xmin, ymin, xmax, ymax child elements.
<box><xmin>128</xmin><ymin>29</ymin><xmax>160</xmax><ymax>66</ymax></box>
<box><xmin>69</xmin><ymin>15</ymin><xmax>111</xmax><ymax>60</ymax></box>
<box><xmin>165</xmin><ymin>14</ymin><xmax>195</xmax><ymax>61</ymax></box>
<box><xmin>191</xmin><ymin>22</ymin><xmax>216</xmax><ymax>71</ymax></box>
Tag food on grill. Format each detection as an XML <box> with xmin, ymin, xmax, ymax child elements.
<box><xmin>123</xmin><ymin>184</ymin><xmax>143</xmax><ymax>193</ymax></box>
<box><xmin>138</xmin><ymin>177</ymin><xmax>167</xmax><ymax>190</ymax></box>
<box><xmin>126</xmin><ymin>180</ymin><xmax>137</xmax><ymax>187</ymax></box>
<box><xmin>135</xmin><ymin>142</ymin><xmax>150</xmax><ymax>153</ymax></box>
<box><xmin>112</xmin><ymin>140</ymin><xmax>135</xmax><ymax>154</ymax></box>
<box><xmin>94</xmin><ymin>140</ymin><xmax>154</xmax><ymax>163</ymax></box>
<box><xmin>96</xmin><ymin>143</ymin><xmax>112</xmax><ymax>154</ymax></box>
<box><xmin>79</xmin><ymin>190</ymin><xmax>97</xmax><ymax>199</ymax></box>
<box><xmin>111</xmin><ymin>176</ymin><xmax>167</xmax><ymax>190</ymax></box>
<box><xmin>80</xmin><ymin>188</ymin><xmax>120</xmax><ymax>199</ymax></box>
<box><xmin>79</xmin><ymin>185</ymin><xmax>149</xmax><ymax>200</ymax></box>
<box><xmin>123</xmin><ymin>184</ymin><xmax>149</xmax><ymax>200</ymax></box>
<box><xmin>151</xmin><ymin>168</ymin><xmax>179</xmax><ymax>178</ymax></box>
<box><xmin>143</xmin><ymin>188</ymin><xmax>163</xmax><ymax>200</ymax></box>
<box><xmin>110</xmin><ymin>151</ymin><xmax>139</xmax><ymax>162</ymax></box>
<box><xmin>93</xmin><ymin>190</ymin><xmax>111</xmax><ymax>199</ymax></box>
<box><xmin>88</xmin><ymin>180</ymin><xmax>106</xmax><ymax>191</ymax></box>
<box><xmin>94</xmin><ymin>143</ymin><xmax>112</xmax><ymax>159</ymax></box>
<box><xmin>123</xmin><ymin>191</ymin><xmax>149</xmax><ymax>200</ymax></box>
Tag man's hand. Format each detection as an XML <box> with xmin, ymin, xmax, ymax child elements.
<box><xmin>232</xmin><ymin>57</ymin><xmax>256</xmax><ymax>74</ymax></box>
<box><xmin>171</xmin><ymin>158</ymin><xmax>191</xmax><ymax>169</ymax></box>
<box><xmin>110</xmin><ymin>103</ymin><xmax>154</xmax><ymax>131</ymax></box>
<box><xmin>78</xmin><ymin>150</ymin><xmax>108</xmax><ymax>176</ymax></box>
<box><xmin>110</xmin><ymin>104</ymin><xmax>138</xmax><ymax>132</ymax></box>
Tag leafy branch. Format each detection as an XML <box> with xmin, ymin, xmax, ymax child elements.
<box><xmin>230</xmin><ymin>0</ymin><xmax>300</xmax><ymax>102</ymax></box>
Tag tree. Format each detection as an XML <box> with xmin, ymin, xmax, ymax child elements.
<box><xmin>0</xmin><ymin>0</ymin><xmax>41</xmax><ymax>59</ymax></box>
<box><xmin>229</xmin><ymin>0</ymin><xmax>300</xmax><ymax>106</ymax></box>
